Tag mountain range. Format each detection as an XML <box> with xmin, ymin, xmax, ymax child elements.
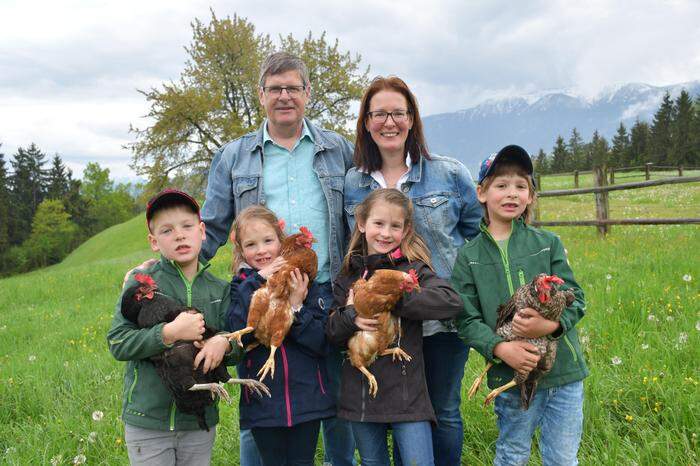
<box><xmin>422</xmin><ymin>81</ymin><xmax>700</xmax><ymax>174</ymax></box>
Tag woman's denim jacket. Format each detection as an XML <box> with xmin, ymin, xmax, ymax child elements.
<box><xmin>201</xmin><ymin>119</ymin><xmax>354</xmax><ymax>280</ymax></box>
<box><xmin>344</xmin><ymin>154</ymin><xmax>482</xmax><ymax>280</ymax></box>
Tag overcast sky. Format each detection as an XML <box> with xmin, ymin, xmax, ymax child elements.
<box><xmin>1</xmin><ymin>0</ymin><xmax>699</xmax><ymax>180</ymax></box>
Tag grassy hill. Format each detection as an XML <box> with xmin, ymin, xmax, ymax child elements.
<box><xmin>0</xmin><ymin>174</ymin><xmax>698</xmax><ymax>464</ymax></box>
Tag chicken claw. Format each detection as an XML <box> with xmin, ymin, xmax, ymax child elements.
<box><xmin>189</xmin><ymin>382</ymin><xmax>231</xmax><ymax>403</ymax></box>
<box><xmin>227</xmin><ymin>378</ymin><xmax>271</xmax><ymax>398</ymax></box>
<box><xmin>381</xmin><ymin>347</ymin><xmax>412</xmax><ymax>363</ymax></box>
<box><xmin>257</xmin><ymin>345</ymin><xmax>278</xmax><ymax>381</ymax></box>
<box><xmin>484</xmin><ymin>379</ymin><xmax>517</xmax><ymax>406</ymax></box>
<box><xmin>358</xmin><ymin>366</ymin><xmax>378</xmax><ymax>397</ymax></box>
<box><xmin>221</xmin><ymin>327</ymin><xmax>254</xmax><ymax>348</ymax></box>
<box><xmin>467</xmin><ymin>361</ymin><xmax>493</xmax><ymax>400</ymax></box>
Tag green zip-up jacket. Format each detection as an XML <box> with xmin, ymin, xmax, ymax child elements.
<box><xmin>107</xmin><ymin>256</ymin><xmax>242</xmax><ymax>431</ymax></box>
<box><xmin>452</xmin><ymin>219</ymin><xmax>588</xmax><ymax>390</ymax></box>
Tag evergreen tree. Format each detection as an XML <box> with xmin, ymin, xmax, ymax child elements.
<box><xmin>629</xmin><ymin>119</ymin><xmax>651</xmax><ymax>165</ymax></box>
<box><xmin>670</xmin><ymin>90</ymin><xmax>694</xmax><ymax>166</ymax></box>
<box><xmin>0</xmin><ymin>146</ymin><xmax>9</xmax><ymax>253</ymax></box>
<box><xmin>588</xmin><ymin>130</ymin><xmax>610</xmax><ymax>168</ymax></box>
<box><xmin>610</xmin><ymin>122</ymin><xmax>630</xmax><ymax>167</ymax></box>
<box><xmin>690</xmin><ymin>95</ymin><xmax>700</xmax><ymax>166</ymax></box>
<box><xmin>649</xmin><ymin>92</ymin><xmax>674</xmax><ymax>164</ymax></box>
<box><xmin>568</xmin><ymin>128</ymin><xmax>585</xmax><ymax>170</ymax></box>
<box><xmin>45</xmin><ymin>154</ymin><xmax>71</xmax><ymax>200</ymax></box>
<box><xmin>550</xmin><ymin>136</ymin><xmax>569</xmax><ymax>173</ymax></box>
<box><xmin>534</xmin><ymin>148</ymin><xmax>549</xmax><ymax>175</ymax></box>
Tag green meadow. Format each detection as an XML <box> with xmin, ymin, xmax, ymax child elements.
<box><xmin>0</xmin><ymin>172</ymin><xmax>698</xmax><ymax>465</ymax></box>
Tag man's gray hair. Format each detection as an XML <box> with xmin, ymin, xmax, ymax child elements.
<box><xmin>258</xmin><ymin>51</ymin><xmax>310</xmax><ymax>87</ymax></box>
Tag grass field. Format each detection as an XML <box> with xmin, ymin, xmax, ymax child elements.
<box><xmin>0</xmin><ymin>172</ymin><xmax>698</xmax><ymax>465</ymax></box>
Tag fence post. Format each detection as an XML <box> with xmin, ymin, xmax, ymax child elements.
<box><xmin>610</xmin><ymin>167</ymin><xmax>615</xmax><ymax>185</ymax></box>
<box><xmin>574</xmin><ymin>170</ymin><xmax>579</xmax><ymax>188</ymax></box>
<box><xmin>645</xmin><ymin>163</ymin><xmax>652</xmax><ymax>180</ymax></box>
<box><xmin>679</xmin><ymin>165</ymin><xmax>683</xmax><ymax>177</ymax></box>
<box><xmin>593</xmin><ymin>166</ymin><xmax>609</xmax><ymax>236</ymax></box>
<box><xmin>536</xmin><ymin>174</ymin><xmax>542</xmax><ymax>191</ymax></box>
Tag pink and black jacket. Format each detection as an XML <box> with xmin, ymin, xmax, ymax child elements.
<box><xmin>226</xmin><ymin>268</ymin><xmax>335</xmax><ymax>429</ymax></box>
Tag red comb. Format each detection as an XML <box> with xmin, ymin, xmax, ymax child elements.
<box><xmin>134</xmin><ymin>273</ymin><xmax>157</xmax><ymax>301</ymax></box>
<box><xmin>300</xmin><ymin>226</ymin><xmax>313</xmax><ymax>238</ymax></box>
<box><xmin>545</xmin><ymin>275</ymin><xmax>564</xmax><ymax>285</ymax></box>
<box><xmin>408</xmin><ymin>269</ymin><xmax>419</xmax><ymax>284</ymax></box>
<box><xmin>135</xmin><ymin>273</ymin><xmax>156</xmax><ymax>288</ymax></box>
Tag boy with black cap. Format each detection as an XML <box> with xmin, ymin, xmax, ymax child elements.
<box><xmin>451</xmin><ymin>145</ymin><xmax>588</xmax><ymax>465</ymax></box>
<box><xmin>108</xmin><ymin>189</ymin><xmax>242</xmax><ymax>465</ymax></box>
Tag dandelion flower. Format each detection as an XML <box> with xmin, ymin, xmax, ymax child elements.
<box><xmin>88</xmin><ymin>431</ymin><xmax>97</xmax><ymax>443</ymax></box>
<box><xmin>92</xmin><ymin>410</ymin><xmax>104</xmax><ymax>421</ymax></box>
<box><xmin>72</xmin><ymin>454</ymin><xmax>86</xmax><ymax>465</ymax></box>
<box><xmin>647</xmin><ymin>314</ymin><xmax>658</xmax><ymax>322</ymax></box>
<box><xmin>50</xmin><ymin>455</ymin><xmax>63</xmax><ymax>466</ymax></box>
<box><xmin>28</xmin><ymin>355</ymin><xmax>36</xmax><ymax>362</ymax></box>
<box><xmin>611</xmin><ymin>356</ymin><xmax>622</xmax><ymax>366</ymax></box>
<box><xmin>666</xmin><ymin>315</ymin><xmax>674</xmax><ymax>322</ymax></box>
<box><xmin>641</xmin><ymin>343</ymin><xmax>649</xmax><ymax>350</ymax></box>
<box><xmin>678</xmin><ymin>332</ymin><xmax>688</xmax><ymax>344</ymax></box>
<box><xmin>606</xmin><ymin>274</ymin><xmax>612</xmax><ymax>280</ymax></box>
<box><xmin>682</xmin><ymin>274</ymin><xmax>692</xmax><ymax>282</ymax></box>
<box><xmin>625</xmin><ymin>414</ymin><xmax>633</xmax><ymax>422</ymax></box>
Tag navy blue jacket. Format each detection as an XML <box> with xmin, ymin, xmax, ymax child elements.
<box><xmin>226</xmin><ymin>268</ymin><xmax>335</xmax><ymax>429</ymax></box>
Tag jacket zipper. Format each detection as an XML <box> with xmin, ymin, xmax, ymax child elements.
<box><xmin>128</xmin><ymin>366</ymin><xmax>138</xmax><ymax>403</ymax></box>
<box><xmin>563</xmin><ymin>335</ymin><xmax>578</xmax><ymax>363</ymax></box>
<box><xmin>169</xmin><ymin>402</ymin><xmax>176</xmax><ymax>431</ymax></box>
<box><xmin>481</xmin><ymin>225</ymin><xmax>515</xmax><ymax>295</ymax></box>
<box><xmin>280</xmin><ymin>344</ymin><xmax>293</xmax><ymax>427</ymax></box>
<box><xmin>518</xmin><ymin>269</ymin><xmax>526</xmax><ymax>287</ymax></box>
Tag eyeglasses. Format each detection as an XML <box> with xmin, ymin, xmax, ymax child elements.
<box><xmin>262</xmin><ymin>85</ymin><xmax>306</xmax><ymax>97</ymax></box>
<box><xmin>366</xmin><ymin>110</ymin><xmax>411</xmax><ymax>124</ymax></box>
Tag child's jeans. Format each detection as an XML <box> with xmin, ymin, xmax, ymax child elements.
<box><xmin>239</xmin><ymin>429</ymin><xmax>262</xmax><ymax>466</ymax></box>
<box><xmin>494</xmin><ymin>380</ymin><xmax>584</xmax><ymax>466</ymax></box>
<box><xmin>351</xmin><ymin>420</ymin><xmax>434</xmax><ymax>466</ymax></box>
<box><xmin>124</xmin><ymin>423</ymin><xmax>215</xmax><ymax>466</ymax></box>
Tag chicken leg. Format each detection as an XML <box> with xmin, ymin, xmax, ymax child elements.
<box><xmin>226</xmin><ymin>378</ymin><xmax>271</xmax><ymax>397</ymax></box>
<box><xmin>468</xmin><ymin>361</ymin><xmax>494</xmax><ymax>399</ymax></box>
<box><xmin>189</xmin><ymin>383</ymin><xmax>231</xmax><ymax>403</ymax></box>
<box><xmin>222</xmin><ymin>327</ymin><xmax>255</xmax><ymax>348</ymax></box>
<box><xmin>257</xmin><ymin>345</ymin><xmax>278</xmax><ymax>381</ymax></box>
<box><xmin>483</xmin><ymin>379</ymin><xmax>517</xmax><ymax>406</ymax></box>
<box><xmin>381</xmin><ymin>347</ymin><xmax>412</xmax><ymax>362</ymax></box>
<box><xmin>358</xmin><ymin>366</ymin><xmax>379</xmax><ymax>398</ymax></box>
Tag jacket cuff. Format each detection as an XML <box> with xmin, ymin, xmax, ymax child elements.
<box><xmin>156</xmin><ymin>323</ymin><xmax>174</xmax><ymax>349</ymax></box>
<box><xmin>486</xmin><ymin>335</ymin><xmax>505</xmax><ymax>362</ymax></box>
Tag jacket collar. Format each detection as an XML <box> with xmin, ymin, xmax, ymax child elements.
<box><xmin>348</xmin><ymin>251</ymin><xmax>409</xmax><ymax>275</ymax></box>
<box><xmin>357</xmin><ymin>154</ymin><xmax>425</xmax><ymax>188</ymax></box>
<box><xmin>159</xmin><ymin>255</ymin><xmax>210</xmax><ymax>277</ymax></box>
<box><xmin>247</xmin><ymin>118</ymin><xmax>336</xmax><ymax>153</ymax></box>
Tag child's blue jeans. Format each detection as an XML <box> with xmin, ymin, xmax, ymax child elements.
<box><xmin>493</xmin><ymin>380</ymin><xmax>584</xmax><ymax>466</ymax></box>
<box><xmin>351</xmin><ymin>420</ymin><xmax>434</xmax><ymax>466</ymax></box>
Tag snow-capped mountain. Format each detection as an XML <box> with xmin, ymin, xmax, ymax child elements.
<box><xmin>422</xmin><ymin>81</ymin><xmax>700</xmax><ymax>173</ymax></box>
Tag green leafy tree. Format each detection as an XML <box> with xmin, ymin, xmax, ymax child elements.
<box><xmin>80</xmin><ymin>162</ymin><xmax>136</xmax><ymax>236</ymax></box>
<box><xmin>629</xmin><ymin>119</ymin><xmax>651</xmax><ymax>165</ymax></box>
<box><xmin>649</xmin><ymin>92</ymin><xmax>674</xmax><ymax>164</ymax></box>
<box><xmin>128</xmin><ymin>10</ymin><xmax>368</xmax><ymax>191</ymax></box>
<box><xmin>550</xmin><ymin>136</ymin><xmax>569</xmax><ymax>173</ymax></box>
<box><xmin>567</xmin><ymin>128</ymin><xmax>585</xmax><ymax>170</ymax></box>
<box><xmin>670</xmin><ymin>90</ymin><xmax>694</xmax><ymax>166</ymax></box>
<box><xmin>610</xmin><ymin>122</ymin><xmax>630</xmax><ymax>167</ymax></box>
<box><xmin>0</xmin><ymin>146</ymin><xmax>9</xmax><ymax>253</ymax></box>
<box><xmin>24</xmin><ymin>199</ymin><xmax>78</xmax><ymax>267</ymax></box>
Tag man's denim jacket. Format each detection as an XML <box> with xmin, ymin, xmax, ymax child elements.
<box><xmin>201</xmin><ymin>118</ymin><xmax>354</xmax><ymax>280</ymax></box>
<box><xmin>344</xmin><ymin>154</ymin><xmax>481</xmax><ymax>280</ymax></box>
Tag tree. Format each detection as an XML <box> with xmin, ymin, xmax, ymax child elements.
<box><xmin>45</xmin><ymin>154</ymin><xmax>72</xmax><ymax>200</ymax></box>
<box><xmin>0</xmin><ymin>146</ymin><xmax>9</xmax><ymax>253</ymax></box>
<box><xmin>610</xmin><ymin>122</ymin><xmax>630</xmax><ymax>167</ymax></box>
<box><xmin>550</xmin><ymin>136</ymin><xmax>569</xmax><ymax>173</ymax></box>
<box><xmin>649</xmin><ymin>92</ymin><xmax>673</xmax><ymax>164</ymax></box>
<box><xmin>79</xmin><ymin>162</ymin><xmax>136</xmax><ymax>236</ymax></box>
<box><xmin>8</xmin><ymin>144</ymin><xmax>47</xmax><ymax>245</ymax></box>
<box><xmin>690</xmin><ymin>95</ymin><xmax>700</xmax><ymax>166</ymax></box>
<box><xmin>567</xmin><ymin>128</ymin><xmax>585</xmax><ymax>170</ymax></box>
<box><xmin>23</xmin><ymin>199</ymin><xmax>78</xmax><ymax>267</ymax></box>
<box><xmin>533</xmin><ymin>148</ymin><xmax>549</xmax><ymax>175</ymax></box>
<box><xmin>629</xmin><ymin>119</ymin><xmax>651</xmax><ymax>165</ymax></box>
<box><xmin>128</xmin><ymin>10</ymin><xmax>368</xmax><ymax>190</ymax></box>
<box><xmin>588</xmin><ymin>130</ymin><xmax>610</xmax><ymax>168</ymax></box>
<box><xmin>670</xmin><ymin>90</ymin><xmax>694</xmax><ymax>166</ymax></box>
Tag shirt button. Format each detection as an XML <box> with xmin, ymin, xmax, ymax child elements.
<box><xmin>290</xmin><ymin>177</ymin><xmax>295</xmax><ymax>181</ymax></box>
<box><xmin>291</xmin><ymin>200</ymin><xmax>296</xmax><ymax>205</ymax></box>
<box><xmin>431</xmin><ymin>197</ymin><xmax>437</xmax><ymax>204</ymax></box>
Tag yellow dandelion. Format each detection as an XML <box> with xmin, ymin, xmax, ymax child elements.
<box><xmin>643</xmin><ymin>377</ymin><xmax>648</xmax><ymax>384</ymax></box>
<box><xmin>116</xmin><ymin>438</ymin><xmax>123</xmax><ymax>445</ymax></box>
<box><xmin>652</xmin><ymin>377</ymin><xmax>658</xmax><ymax>383</ymax></box>
<box><xmin>625</xmin><ymin>415</ymin><xmax>633</xmax><ymax>422</ymax></box>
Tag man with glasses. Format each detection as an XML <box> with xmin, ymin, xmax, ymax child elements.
<box><xmin>201</xmin><ymin>51</ymin><xmax>356</xmax><ymax>466</ymax></box>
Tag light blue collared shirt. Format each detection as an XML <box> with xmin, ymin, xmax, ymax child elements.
<box><xmin>262</xmin><ymin>120</ymin><xmax>331</xmax><ymax>283</ymax></box>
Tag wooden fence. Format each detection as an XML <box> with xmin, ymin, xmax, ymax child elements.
<box><xmin>538</xmin><ymin>163</ymin><xmax>700</xmax><ymax>189</ymax></box>
<box><xmin>532</xmin><ymin>169</ymin><xmax>700</xmax><ymax>236</ymax></box>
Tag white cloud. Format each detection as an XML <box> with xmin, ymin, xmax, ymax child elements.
<box><xmin>1</xmin><ymin>0</ymin><xmax>699</xmax><ymax>179</ymax></box>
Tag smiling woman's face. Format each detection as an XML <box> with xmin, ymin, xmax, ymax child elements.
<box><xmin>365</xmin><ymin>90</ymin><xmax>413</xmax><ymax>158</ymax></box>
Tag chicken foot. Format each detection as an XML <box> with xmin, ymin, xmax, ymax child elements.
<box><xmin>226</xmin><ymin>378</ymin><xmax>271</xmax><ymax>398</ymax></box>
<box><xmin>381</xmin><ymin>347</ymin><xmax>412</xmax><ymax>362</ymax></box>
<box><xmin>257</xmin><ymin>345</ymin><xmax>278</xmax><ymax>382</ymax></box>
<box><xmin>483</xmin><ymin>379</ymin><xmax>517</xmax><ymax>406</ymax></box>
<box><xmin>467</xmin><ymin>361</ymin><xmax>494</xmax><ymax>399</ymax></box>
<box><xmin>358</xmin><ymin>366</ymin><xmax>379</xmax><ymax>398</ymax></box>
<box><xmin>221</xmin><ymin>327</ymin><xmax>255</xmax><ymax>348</ymax></box>
<box><xmin>189</xmin><ymin>383</ymin><xmax>231</xmax><ymax>403</ymax></box>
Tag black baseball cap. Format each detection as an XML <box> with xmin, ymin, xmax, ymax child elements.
<box><xmin>478</xmin><ymin>144</ymin><xmax>534</xmax><ymax>186</ymax></box>
<box><xmin>146</xmin><ymin>189</ymin><xmax>201</xmax><ymax>225</ymax></box>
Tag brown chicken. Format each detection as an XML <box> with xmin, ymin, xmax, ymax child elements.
<box><xmin>348</xmin><ymin>268</ymin><xmax>420</xmax><ymax>397</ymax></box>
<box><xmin>222</xmin><ymin>227</ymin><xmax>317</xmax><ymax>381</ymax></box>
<box><xmin>468</xmin><ymin>273</ymin><xmax>575</xmax><ymax>408</ymax></box>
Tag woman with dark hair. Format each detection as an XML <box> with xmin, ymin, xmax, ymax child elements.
<box><xmin>344</xmin><ymin>76</ymin><xmax>482</xmax><ymax>466</ymax></box>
